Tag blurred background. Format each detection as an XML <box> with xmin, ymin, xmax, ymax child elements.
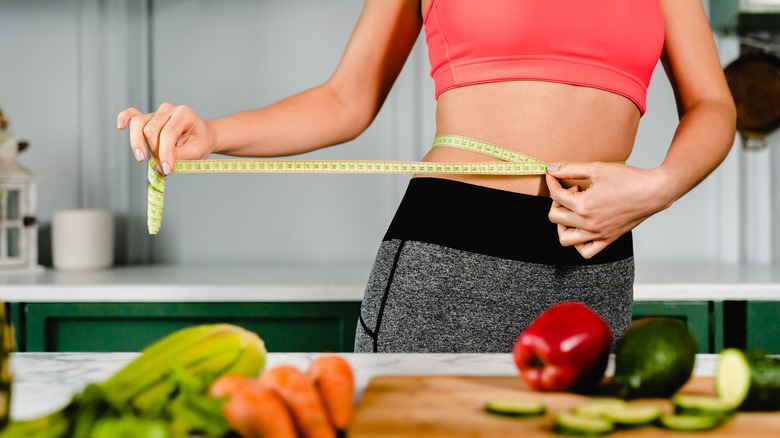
<box><xmin>0</xmin><ymin>0</ymin><xmax>777</xmax><ymax>267</ymax></box>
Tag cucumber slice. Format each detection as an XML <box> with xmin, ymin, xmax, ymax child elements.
<box><xmin>716</xmin><ymin>348</ymin><xmax>780</xmax><ymax>411</ymax></box>
<box><xmin>553</xmin><ymin>412</ymin><xmax>614</xmax><ymax>436</ymax></box>
<box><xmin>672</xmin><ymin>394</ymin><xmax>736</xmax><ymax>418</ymax></box>
<box><xmin>716</xmin><ymin>349</ymin><xmax>752</xmax><ymax>410</ymax></box>
<box><xmin>572</xmin><ymin>399</ymin><xmax>627</xmax><ymax>418</ymax></box>
<box><xmin>605</xmin><ymin>405</ymin><xmax>662</xmax><ymax>429</ymax></box>
<box><xmin>658</xmin><ymin>414</ymin><xmax>723</xmax><ymax>432</ymax></box>
<box><xmin>485</xmin><ymin>399</ymin><xmax>546</xmax><ymax>418</ymax></box>
<box><xmin>572</xmin><ymin>399</ymin><xmax>658</xmax><ymax>429</ymax></box>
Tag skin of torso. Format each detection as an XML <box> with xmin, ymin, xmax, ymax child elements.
<box><xmin>416</xmin><ymin>0</ymin><xmax>642</xmax><ymax>197</ymax></box>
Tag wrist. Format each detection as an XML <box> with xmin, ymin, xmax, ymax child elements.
<box><xmin>203</xmin><ymin>118</ymin><xmax>224</xmax><ymax>156</ymax></box>
<box><xmin>648</xmin><ymin>165</ymin><xmax>682</xmax><ymax>212</ymax></box>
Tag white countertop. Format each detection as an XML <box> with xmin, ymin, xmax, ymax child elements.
<box><xmin>9</xmin><ymin>352</ymin><xmax>720</xmax><ymax>421</ymax></box>
<box><xmin>1</xmin><ymin>262</ymin><xmax>779</xmax><ymax>302</ymax></box>
<box><xmin>0</xmin><ymin>264</ymin><xmax>371</xmax><ymax>302</ymax></box>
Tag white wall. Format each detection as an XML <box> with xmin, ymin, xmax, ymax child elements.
<box><xmin>1</xmin><ymin>0</ymin><xmax>766</xmax><ymax>266</ymax></box>
<box><xmin>147</xmin><ymin>0</ymin><xmax>427</xmax><ymax>264</ymax></box>
<box><xmin>0</xmin><ymin>0</ymin><xmax>82</xmax><ymax>264</ymax></box>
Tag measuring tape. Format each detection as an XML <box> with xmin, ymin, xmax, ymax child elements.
<box><xmin>146</xmin><ymin>134</ymin><xmax>563</xmax><ymax>235</ymax></box>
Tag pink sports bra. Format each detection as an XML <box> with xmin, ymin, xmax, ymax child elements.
<box><xmin>423</xmin><ymin>0</ymin><xmax>665</xmax><ymax>115</ymax></box>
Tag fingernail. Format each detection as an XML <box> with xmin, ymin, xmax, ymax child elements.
<box><xmin>547</xmin><ymin>165</ymin><xmax>559</xmax><ymax>173</ymax></box>
<box><xmin>154</xmin><ymin>165</ymin><xmax>164</xmax><ymax>176</ymax></box>
<box><xmin>134</xmin><ymin>148</ymin><xmax>144</xmax><ymax>161</ymax></box>
<box><xmin>162</xmin><ymin>162</ymin><xmax>171</xmax><ymax>175</ymax></box>
<box><xmin>117</xmin><ymin>118</ymin><xmax>124</xmax><ymax>129</ymax></box>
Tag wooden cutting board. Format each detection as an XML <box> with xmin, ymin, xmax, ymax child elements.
<box><xmin>348</xmin><ymin>375</ymin><xmax>780</xmax><ymax>437</ymax></box>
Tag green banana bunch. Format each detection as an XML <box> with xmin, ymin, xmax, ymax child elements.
<box><xmin>0</xmin><ymin>324</ymin><xmax>267</xmax><ymax>438</ymax></box>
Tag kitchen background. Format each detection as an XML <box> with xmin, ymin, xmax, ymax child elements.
<box><xmin>2</xmin><ymin>1</ymin><xmax>780</xmax><ymax>355</ymax></box>
<box><xmin>1</xmin><ymin>0</ymin><xmax>774</xmax><ymax>267</ymax></box>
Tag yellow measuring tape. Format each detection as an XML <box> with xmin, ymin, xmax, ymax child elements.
<box><xmin>146</xmin><ymin>134</ymin><xmax>563</xmax><ymax>235</ymax></box>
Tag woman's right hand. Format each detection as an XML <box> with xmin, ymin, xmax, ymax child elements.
<box><xmin>116</xmin><ymin>103</ymin><xmax>216</xmax><ymax>175</ymax></box>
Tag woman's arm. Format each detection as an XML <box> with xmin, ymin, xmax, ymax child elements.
<box><xmin>545</xmin><ymin>0</ymin><xmax>736</xmax><ymax>259</ymax></box>
<box><xmin>652</xmin><ymin>0</ymin><xmax>737</xmax><ymax>204</ymax></box>
<box><xmin>117</xmin><ymin>0</ymin><xmax>422</xmax><ymax>174</ymax></box>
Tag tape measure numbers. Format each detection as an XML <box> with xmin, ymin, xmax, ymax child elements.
<box><xmin>146</xmin><ymin>134</ymin><xmax>564</xmax><ymax>234</ymax></box>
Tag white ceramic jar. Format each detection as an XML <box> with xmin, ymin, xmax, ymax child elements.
<box><xmin>52</xmin><ymin>209</ymin><xmax>114</xmax><ymax>271</ymax></box>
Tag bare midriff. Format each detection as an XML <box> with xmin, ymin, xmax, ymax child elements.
<box><xmin>416</xmin><ymin>80</ymin><xmax>641</xmax><ymax>197</ymax></box>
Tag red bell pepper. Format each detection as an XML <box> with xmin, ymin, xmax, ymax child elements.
<box><xmin>512</xmin><ymin>301</ymin><xmax>612</xmax><ymax>392</ymax></box>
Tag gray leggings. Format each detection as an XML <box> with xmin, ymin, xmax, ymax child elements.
<box><xmin>355</xmin><ymin>240</ymin><xmax>634</xmax><ymax>352</ymax></box>
<box><xmin>354</xmin><ymin>178</ymin><xmax>634</xmax><ymax>353</ymax></box>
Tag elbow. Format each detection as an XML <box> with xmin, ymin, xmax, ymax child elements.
<box><xmin>711</xmin><ymin>97</ymin><xmax>738</xmax><ymax>154</ymax></box>
<box><xmin>322</xmin><ymin>80</ymin><xmax>378</xmax><ymax>144</ymax></box>
<box><xmin>710</xmin><ymin>97</ymin><xmax>738</xmax><ymax>160</ymax></box>
<box><xmin>717</xmin><ymin>93</ymin><xmax>738</xmax><ymax>132</ymax></box>
<box><xmin>683</xmin><ymin>96</ymin><xmax>738</xmax><ymax>141</ymax></box>
<box><xmin>341</xmin><ymin>107</ymin><xmax>376</xmax><ymax>143</ymax></box>
<box><xmin>721</xmin><ymin>97</ymin><xmax>738</xmax><ymax>145</ymax></box>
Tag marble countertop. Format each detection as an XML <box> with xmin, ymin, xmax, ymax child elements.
<box><xmin>1</xmin><ymin>262</ymin><xmax>780</xmax><ymax>302</ymax></box>
<box><xmin>10</xmin><ymin>352</ymin><xmax>719</xmax><ymax>421</ymax></box>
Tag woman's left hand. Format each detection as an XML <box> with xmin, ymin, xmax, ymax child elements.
<box><xmin>545</xmin><ymin>162</ymin><xmax>671</xmax><ymax>259</ymax></box>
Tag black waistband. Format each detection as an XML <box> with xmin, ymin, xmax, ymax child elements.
<box><xmin>383</xmin><ymin>178</ymin><xmax>633</xmax><ymax>266</ymax></box>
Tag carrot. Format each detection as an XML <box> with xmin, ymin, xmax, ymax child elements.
<box><xmin>221</xmin><ymin>380</ymin><xmax>298</xmax><ymax>438</ymax></box>
<box><xmin>209</xmin><ymin>373</ymin><xmax>253</xmax><ymax>398</ymax></box>
<box><xmin>258</xmin><ymin>365</ymin><xmax>336</xmax><ymax>438</ymax></box>
<box><xmin>306</xmin><ymin>355</ymin><xmax>355</xmax><ymax>431</ymax></box>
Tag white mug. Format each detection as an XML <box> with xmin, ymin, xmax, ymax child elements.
<box><xmin>52</xmin><ymin>209</ymin><xmax>114</xmax><ymax>271</ymax></box>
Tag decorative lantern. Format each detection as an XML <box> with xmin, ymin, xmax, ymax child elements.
<box><xmin>0</xmin><ymin>109</ymin><xmax>42</xmax><ymax>273</ymax></box>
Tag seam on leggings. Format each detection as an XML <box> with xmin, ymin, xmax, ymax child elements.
<box><xmin>373</xmin><ymin>239</ymin><xmax>406</xmax><ymax>353</ymax></box>
<box><xmin>359</xmin><ymin>314</ymin><xmax>376</xmax><ymax>340</ymax></box>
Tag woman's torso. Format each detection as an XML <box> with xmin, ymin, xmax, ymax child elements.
<box><xmin>416</xmin><ymin>0</ymin><xmax>662</xmax><ymax>197</ymax></box>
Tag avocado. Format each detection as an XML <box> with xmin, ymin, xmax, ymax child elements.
<box><xmin>611</xmin><ymin>317</ymin><xmax>697</xmax><ymax>399</ymax></box>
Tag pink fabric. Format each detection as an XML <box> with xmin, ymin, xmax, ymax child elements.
<box><xmin>423</xmin><ymin>0</ymin><xmax>664</xmax><ymax>115</ymax></box>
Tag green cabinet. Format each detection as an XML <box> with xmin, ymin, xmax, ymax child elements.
<box><xmin>16</xmin><ymin>302</ymin><xmax>362</xmax><ymax>353</ymax></box>
<box><xmin>634</xmin><ymin>301</ymin><xmax>780</xmax><ymax>355</ymax></box>
<box><xmin>8</xmin><ymin>300</ymin><xmax>778</xmax><ymax>354</ymax></box>
<box><xmin>632</xmin><ymin>301</ymin><xmax>712</xmax><ymax>354</ymax></box>
<box><xmin>746</xmin><ymin>301</ymin><xmax>780</xmax><ymax>353</ymax></box>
